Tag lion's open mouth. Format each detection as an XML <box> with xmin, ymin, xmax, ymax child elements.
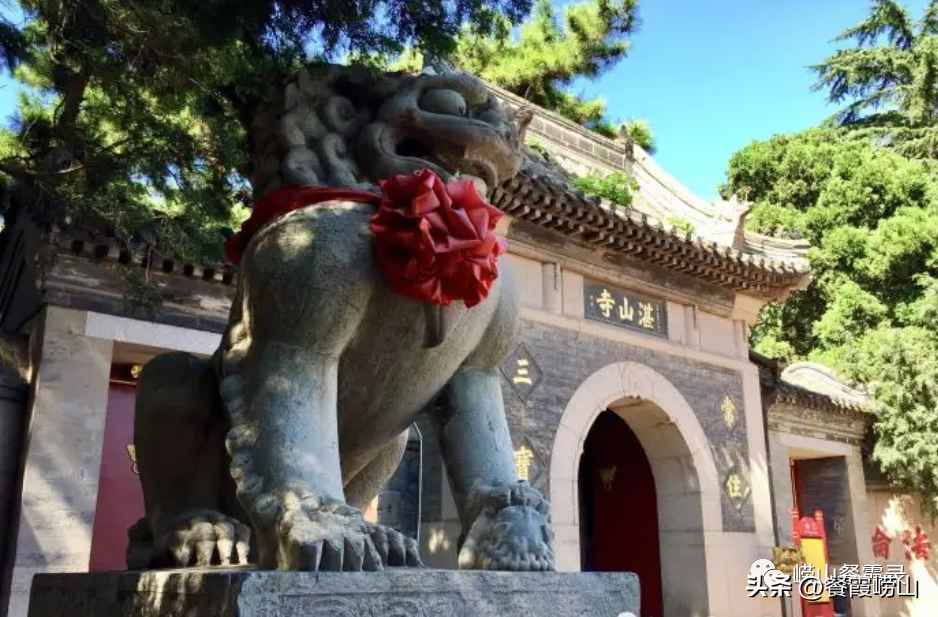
<box><xmin>395</xmin><ymin>135</ymin><xmax>500</xmax><ymax>196</ymax></box>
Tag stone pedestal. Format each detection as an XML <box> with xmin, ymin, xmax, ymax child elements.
<box><xmin>27</xmin><ymin>569</ymin><xmax>639</xmax><ymax>617</ymax></box>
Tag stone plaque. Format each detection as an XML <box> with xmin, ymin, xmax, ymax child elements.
<box><xmin>500</xmin><ymin>343</ymin><xmax>544</xmax><ymax>399</ymax></box>
<box><xmin>584</xmin><ymin>280</ymin><xmax>668</xmax><ymax>338</ymax></box>
<box><xmin>722</xmin><ymin>463</ymin><xmax>751</xmax><ymax>513</ymax></box>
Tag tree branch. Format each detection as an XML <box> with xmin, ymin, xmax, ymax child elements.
<box><xmin>55</xmin><ymin>62</ymin><xmax>93</xmax><ymax>143</ymax></box>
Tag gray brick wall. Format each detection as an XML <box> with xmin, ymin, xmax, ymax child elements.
<box><xmin>499</xmin><ymin>318</ymin><xmax>755</xmax><ymax>533</ymax></box>
<box><xmin>797</xmin><ymin>457</ymin><xmax>855</xmax><ymax>565</ymax></box>
<box><xmin>415</xmin><ymin>317</ymin><xmax>756</xmax><ymax>533</ymax></box>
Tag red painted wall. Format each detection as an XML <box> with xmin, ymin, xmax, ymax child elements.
<box><xmin>580</xmin><ymin>410</ymin><xmax>664</xmax><ymax>617</ymax></box>
<box><xmin>88</xmin><ymin>383</ymin><xmax>144</xmax><ymax>572</ymax></box>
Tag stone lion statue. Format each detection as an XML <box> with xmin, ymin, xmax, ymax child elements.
<box><xmin>127</xmin><ymin>64</ymin><xmax>555</xmax><ymax>573</ymax></box>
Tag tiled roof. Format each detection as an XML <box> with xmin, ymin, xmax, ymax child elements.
<box><xmin>492</xmin><ymin>163</ymin><xmax>810</xmax><ymax>298</ymax></box>
<box><xmin>751</xmin><ymin>351</ymin><xmax>872</xmax><ymax>416</ymax></box>
<box><xmin>50</xmin><ymin>80</ymin><xmax>812</xmax><ymax>299</ymax></box>
<box><xmin>482</xmin><ymin>84</ymin><xmax>810</xmax><ymax>298</ymax></box>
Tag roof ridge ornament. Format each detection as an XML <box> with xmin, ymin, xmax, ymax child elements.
<box><xmin>703</xmin><ymin>193</ymin><xmax>752</xmax><ymax>251</ymax></box>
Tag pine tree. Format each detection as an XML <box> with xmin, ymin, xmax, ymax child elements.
<box><xmin>454</xmin><ymin>0</ymin><xmax>640</xmax><ymax>138</ymax></box>
<box><xmin>369</xmin><ymin>0</ymin><xmax>649</xmax><ymax>144</ymax></box>
<box><xmin>0</xmin><ymin>0</ymin><xmax>534</xmax><ymax>261</ymax></box>
<box><xmin>813</xmin><ymin>0</ymin><xmax>938</xmax><ymax>157</ymax></box>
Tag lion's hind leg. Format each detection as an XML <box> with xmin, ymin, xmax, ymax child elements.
<box><xmin>132</xmin><ymin>351</ymin><xmax>251</xmax><ymax>568</ymax></box>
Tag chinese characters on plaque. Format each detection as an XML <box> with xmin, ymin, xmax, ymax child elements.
<box><xmin>721</xmin><ymin>395</ymin><xmax>738</xmax><ymax>431</ymax></box>
<box><xmin>722</xmin><ymin>463</ymin><xmax>751</xmax><ymax>512</ymax></box>
<box><xmin>872</xmin><ymin>524</ymin><xmax>930</xmax><ymax>561</ymax></box>
<box><xmin>584</xmin><ymin>281</ymin><xmax>668</xmax><ymax>338</ymax></box>
<box><xmin>514</xmin><ymin>445</ymin><xmax>534</xmax><ymax>482</ymax></box>
<box><xmin>725</xmin><ymin>473</ymin><xmax>743</xmax><ymax>500</ymax></box>
<box><xmin>500</xmin><ymin>344</ymin><xmax>544</xmax><ymax>399</ymax></box>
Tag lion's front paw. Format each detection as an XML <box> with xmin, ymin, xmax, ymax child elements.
<box><xmin>278</xmin><ymin>500</ymin><xmax>383</xmax><ymax>571</ymax></box>
<box><xmin>367</xmin><ymin>523</ymin><xmax>423</xmax><ymax>567</ymax></box>
<box><xmin>152</xmin><ymin>510</ymin><xmax>251</xmax><ymax>568</ymax></box>
<box><xmin>457</xmin><ymin>481</ymin><xmax>555</xmax><ymax>572</ymax></box>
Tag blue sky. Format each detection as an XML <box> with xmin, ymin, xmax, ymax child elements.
<box><xmin>0</xmin><ymin>1</ymin><xmax>930</xmax><ymax>201</ymax></box>
<box><xmin>571</xmin><ymin>0</ymin><xmax>931</xmax><ymax>199</ymax></box>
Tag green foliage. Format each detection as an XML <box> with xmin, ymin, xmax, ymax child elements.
<box><xmin>119</xmin><ymin>264</ymin><xmax>163</xmax><ymax>321</ymax></box>
<box><xmin>666</xmin><ymin>216</ymin><xmax>694</xmax><ymax>234</ymax></box>
<box><xmin>839</xmin><ymin>326</ymin><xmax>938</xmax><ymax>515</ymax></box>
<box><xmin>619</xmin><ymin>118</ymin><xmax>656</xmax><ymax>154</ymax></box>
<box><xmin>727</xmin><ymin>0</ymin><xmax>938</xmax><ymax>511</ymax></box>
<box><xmin>453</xmin><ymin>0</ymin><xmax>639</xmax><ymax>135</ymax></box>
<box><xmin>571</xmin><ymin>171</ymin><xmax>637</xmax><ymax>208</ymax></box>
<box><xmin>0</xmin><ymin>0</ymin><xmax>535</xmax><ymax>261</ymax></box>
<box><xmin>359</xmin><ymin>0</ymin><xmax>657</xmax><ymax>148</ymax></box>
<box><xmin>527</xmin><ymin>140</ymin><xmax>551</xmax><ymax>159</ymax></box>
<box><xmin>723</xmin><ymin>127</ymin><xmax>938</xmax><ymax>512</ymax></box>
<box><xmin>812</xmin><ymin>0</ymin><xmax>938</xmax><ymax>158</ymax></box>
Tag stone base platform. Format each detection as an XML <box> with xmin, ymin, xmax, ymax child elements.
<box><xmin>27</xmin><ymin>569</ymin><xmax>640</xmax><ymax>617</ymax></box>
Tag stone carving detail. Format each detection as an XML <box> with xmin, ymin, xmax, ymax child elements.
<box><xmin>249</xmin><ymin>64</ymin><xmax>532</xmax><ymax>197</ymax></box>
<box><xmin>28</xmin><ymin>571</ymin><xmax>642</xmax><ymax>617</ymax></box>
<box><xmin>457</xmin><ymin>482</ymin><xmax>554</xmax><ymax>571</ymax></box>
<box><xmin>301</xmin><ymin>597</ymin><xmax>433</xmax><ymax>617</ymax></box>
<box><xmin>127</xmin><ymin>64</ymin><xmax>553</xmax><ymax>573</ymax></box>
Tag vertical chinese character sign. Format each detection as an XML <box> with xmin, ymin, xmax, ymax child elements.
<box><xmin>514</xmin><ymin>445</ymin><xmax>534</xmax><ymax>481</ymax></box>
<box><xmin>584</xmin><ymin>280</ymin><xmax>669</xmax><ymax>338</ymax></box>
<box><xmin>500</xmin><ymin>344</ymin><xmax>544</xmax><ymax>400</ymax></box>
<box><xmin>512</xmin><ymin>440</ymin><xmax>543</xmax><ymax>484</ymax></box>
<box><xmin>721</xmin><ymin>395</ymin><xmax>738</xmax><ymax>432</ymax></box>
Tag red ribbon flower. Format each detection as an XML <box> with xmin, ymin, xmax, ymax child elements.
<box><xmin>371</xmin><ymin>169</ymin><xmax>506</xmax><ymax>307</ymax></box>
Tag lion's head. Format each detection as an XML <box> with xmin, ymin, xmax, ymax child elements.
<box><xmin>247</xmin><ymin>64</ymin><xmax>532</xmax><ymax>199</ymax></box>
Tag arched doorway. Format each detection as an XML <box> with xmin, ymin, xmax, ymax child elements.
<box><xmin>550</xmin><ymin>362</ymin><xmax>721</xmax><ymax>617</ymax></box>
<box><xmin>579</xmin><ymin>409</ymin><xmax>663</xmax><ymax>617</ymax></box>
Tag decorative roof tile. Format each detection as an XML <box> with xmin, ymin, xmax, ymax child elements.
<box><xmin>750</xmin><ymin>351</ymin><xmax>872</xmax><ymax>416</ymax></box>
<box><xmin>493</xmin><ymin>164</ymin><xmax>810</xmax><ymax>298</ymax></box>
<box><xmin>486</xmin><ymin>82</ymin><xmax>811</xmax><ymax>298</ymax></box>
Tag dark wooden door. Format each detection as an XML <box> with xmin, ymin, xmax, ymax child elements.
<box><xmin>580</xmin><ymin>410</ymin><xmax>664</xmax><ymax>617</ymax></box>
